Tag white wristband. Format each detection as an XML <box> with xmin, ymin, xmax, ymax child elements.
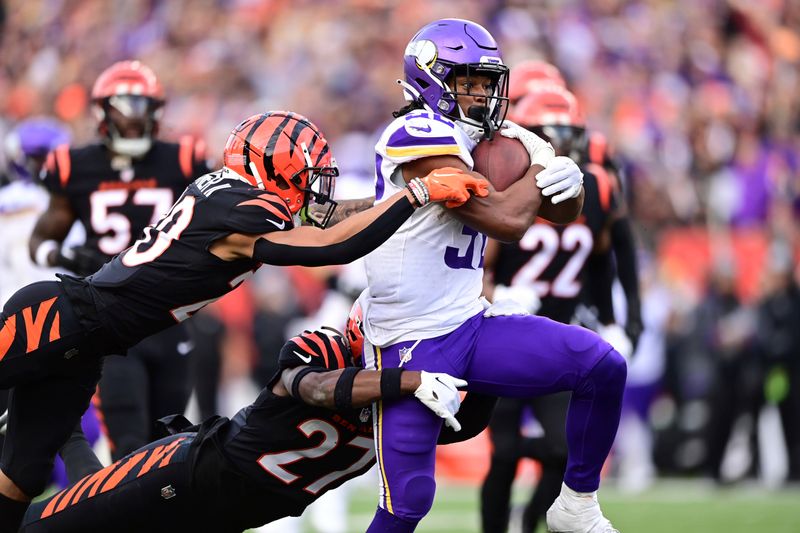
<box><xmin>34</xmin><ymin>240</ymin><xmax>59</xmax><ymax>267</ymax></box>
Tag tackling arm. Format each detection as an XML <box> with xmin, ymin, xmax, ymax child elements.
<box><xmin>210</xmin><ymin>169</ymin><xmax>487</xmax><ymax>266</ymax></box>
<box><xmin>310</xmin><ymin>197</ymin><xmax>376</xmax><ymax>227</ymax></box>
<box><xmin>280</xmin><ymin>366</ymin><xmax>466</xmax><ymax>430</ymax></box>
<box><xmin>282</xmin><ymin>367</ymin><xmax>422</xmax><ymax>408</ymax></box>
<box><xmin>402</xmin><ymin>155</ymin><xmax>542</xmax><ymax>242</ymax></box>
<box><xmin>253</xmin><ymin>190</ymin><xmax>417</xmax><ymax>266</ymax></box>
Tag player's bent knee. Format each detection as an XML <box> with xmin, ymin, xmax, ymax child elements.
<box><xmin>591</xmin><ymin>348</ymin><xmax>627</xmax><ymax>391</ymax></box>
<box><xmin>395</xmin><ymin>474</ymin><xmax>436</xmax><ymax>521</ymax></box>
<box><xmin>4</xmin><ymin>462</ymin><xmax>50</xmax><ymax>499</ymax></box>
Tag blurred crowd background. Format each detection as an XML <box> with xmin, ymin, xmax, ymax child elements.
<box><xmin>1</xmin><ymin>0</ymin><xmax>799</xmax><ymax>523</ymax></box>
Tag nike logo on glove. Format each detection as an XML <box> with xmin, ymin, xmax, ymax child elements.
<box><xmin>293</xmin><ymin>350</ymin><xmax>312</xmax><ymax>363</ymax></box>
<box><xmin>435</xmin><ymin>376</ymin><xmax>455</xmax><ymax>390</ymax></box>
<box><xmin>266</xmin><ymin>218</ymin><xmax>286</xmax><ymax>230</ymax></box>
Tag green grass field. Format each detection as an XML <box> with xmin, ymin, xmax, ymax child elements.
<box><xmin>332</xmin><ymin>480</ymin><xmax>800</xmax><ymax>533</ymax></box>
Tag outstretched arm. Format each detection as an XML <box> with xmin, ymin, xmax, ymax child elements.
<box><xmin>210</xmin><ymin>168</ymin><xmax>488</xmax><ymax>266</ymax></box>
<box><xmin>282</xmin><ymin>367</ymin><xmax>422</xmax><ymax>408</ymax></box>
<box><xmin>280</xmin><ymin>367</ymin><xmax>466</xmax><ymax>431</ymax></box>
<box><xmin>253</xmin><ymin>189</ymin><xmax>418</xmax><ymax>266</ymax></box>
<box><xmin>312</xmin><ymin>197</ymin><xmax>376</xmax><ymax>227</ymax></box>
<box><xmin>402</xmin><ymin>154</ymin><xmax>542</xmax><ymax>242</ymax></box>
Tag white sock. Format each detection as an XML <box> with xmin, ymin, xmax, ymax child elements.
<box><xmin>561</xmin><ymin>482</ymin><xmax>598</xmax><ymax>505</ymax></box>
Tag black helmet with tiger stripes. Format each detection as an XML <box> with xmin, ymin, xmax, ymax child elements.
<box><xmin>278</xmin><ymin>327</ymin><xmax>353</xmax><ymax>371</ymax></box>
<box><xmin>223</xmin><ymin>111</ymin><xmax>339</xmax><ymax>227</ymax></box>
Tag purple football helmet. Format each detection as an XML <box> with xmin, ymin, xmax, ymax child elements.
<box><xmin>402</xmin><ymin>18</ymin><xmax>509</xmax><ymax>139</ymax></box>
<box><xmin>4</xmin><ymin>118</ymin><xmax>71</xmax><ymax>182</ymax></box>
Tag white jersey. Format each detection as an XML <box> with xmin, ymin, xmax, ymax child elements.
<box><xmin>0</xmin><ymin>181</ymin><xmax>55</xmax><ymax>302</ymax></box>
<box><xmin>361</xmin><ymin>110</ymin><xmax>486</xmax><ymax>346</ymax></box>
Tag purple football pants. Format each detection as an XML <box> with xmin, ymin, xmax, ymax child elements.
<box><xmin>363</xmin><ymin>311</ymin><xmax>626</xmax><ymax>529</ymax></box>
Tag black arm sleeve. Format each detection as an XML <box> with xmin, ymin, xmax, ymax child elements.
<box><xmin>611</xmin><ymin>217</ymin><xmax>640</xmax><ymax>304</ymax></box>
<box><xmin>610</xmin><ymin>217</ymin><xmax>643</xmax><ymax>342</ymax></box>
<box><xmin>586</xmin><ymin>251</ymin><xmax>616</xmax><ymax>325</ymax></box>
<box><xmin>252</xmin><ymin>196</ymin><xmax>415</xmax><ymax>267</ymax></box>
<box><xmin>437</xmin><ymin>393</ymin><xmax>498</xmax><ymax>445</ymax></box>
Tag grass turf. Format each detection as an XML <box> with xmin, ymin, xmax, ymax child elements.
<box><xmin>330</xmin><ymin>479</ymin><xmax>800</xmax><ymax>533</ymax></box>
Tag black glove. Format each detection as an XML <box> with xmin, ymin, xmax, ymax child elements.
<box><xmin>625</xmin><ymin>306</ymin><xmax>644</xmax><ymax>352</ymax></box>
<box><xmin>55</xmin><ymin>245</ymin><xmax>111</xmax><ymax>276</ymax></box>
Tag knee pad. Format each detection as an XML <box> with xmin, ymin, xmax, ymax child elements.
<box><xmin>395</xmin><ymin>473</ymin><xmax>436</xmax><ymax>522</ymax></box>
<box><xmin>588</xmin><ymin>348</ymin><xmax>627</xmax><ymax>394</ymax></box>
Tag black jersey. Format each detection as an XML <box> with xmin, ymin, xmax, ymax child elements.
<box><xmin>68</xmin><ymin>170</ymin><xmax>294</xmax><ymax>347</ymax></box>
<box><xmin>41</xmin><ymin>138</ymin><xmax>210</xmax><ymax>260</ymax></box>
<box><xmin>200</xmin><ymin>387</ymin><xmax>375</xmax><ymax>528</ymax></box>
<box><xmin>18</xmin><ymin>386</ymin><xmax>375</xmax><ymax>532</ymax></box>
<box><xmin>492</xmin><ymin>167</ymin><xmax>615</xmax><ymax>324</ymax></box>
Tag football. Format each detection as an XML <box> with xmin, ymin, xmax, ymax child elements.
<box><xmin>471</xmin><ymin>135</ymin><xmax>530</xmax><ymax>191</ymax></box>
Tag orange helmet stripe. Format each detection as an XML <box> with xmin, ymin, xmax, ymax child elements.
<box><xmin>291</xmin><ymin>335</ymin><xmax>319</xmax><ymax>358</ymax></box>
<box><xmin>303</xmin><ymin>331</ymin><xmax>330</xmax><ymax>367</ymax></box>
<box><xmin>327</xmin><ymin>333</ymin><xmax>346</xmax><ymax>369</ymax></box>
<box><xmin>237</xmin><ymin>195</ymin><xmax>292</xmax><ymax>222</ymax></box>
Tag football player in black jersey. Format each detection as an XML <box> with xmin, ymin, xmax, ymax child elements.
<box><xmin>18</xmin><ymin>325</ymin><xmax>491</xmax><ymax>533</ymax></box>
<box><xmin>480</xmin><ymin>86</ymin><xmax>631</xmax><ymax>533</ymax></box>
<box><xmin>508</xmin><ymin>60</ymin><xmax>643</xmax><ymax>349</ymax></box>
<box><xmin>28</xmin><ymin>60</ymin><xmax>211</xmax><ymax>464</ymax></box>
<box><xmin>0</xmin><ymin>110</ymin><xmax>488</xmax><ymax>530</ymax></box>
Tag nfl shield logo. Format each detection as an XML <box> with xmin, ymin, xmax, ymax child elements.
<box><xmin>398</xmin><ymin>347</ymin><xmax>413</xmax><ymax>367</ymax></box>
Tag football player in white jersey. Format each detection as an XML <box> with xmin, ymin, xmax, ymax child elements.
<box><xmin>0</xmin><ymin>119</ymin><xmax>71</xmax><ymax>303</ymax></box>
<box><xmin>335</xmin><ymin>19</ymin><xmax>627</xmax><ymax>533</ymax></box>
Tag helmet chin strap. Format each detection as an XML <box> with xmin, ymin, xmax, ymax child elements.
<box><xmin>396</xmin><ymin>79</ymin><xmax>422</xmax><ymax>103</ymax></box>
<box><xmin>467</xmin><ymin>106</ymin><xmax>496</xmax><ymax>140</ymax></box>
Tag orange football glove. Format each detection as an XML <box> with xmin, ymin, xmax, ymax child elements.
<box><xmin>418</xmin><ymin>167</ymin><xmax>489</xmax><ymax>208</ymax></box>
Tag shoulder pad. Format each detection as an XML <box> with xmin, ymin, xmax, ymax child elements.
<box><xmin>381</xmin><ymin>113</ymin><xmax>469</xmax><ymax>163</ymax></box>
<box><xmin>228</xmin><ymin>189</ymin><xmax>294</xmax><ymax>234</ymax></box>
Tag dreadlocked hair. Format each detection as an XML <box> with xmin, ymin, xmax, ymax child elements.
<box><xmin>392</xmin><ymin>99</ymin><xmax>425</xmax><ymax>118</ymax></box>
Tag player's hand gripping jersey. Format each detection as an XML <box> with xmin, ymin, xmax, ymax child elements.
<box><xmin>19</xmin><ymin>327</ymin><xmax>484</xmax><ymax>533</ymax></box>
<box><xmin>363</xmin><ymin>111</ymin><xmax>485</xmax><ymax>345</ymax></box>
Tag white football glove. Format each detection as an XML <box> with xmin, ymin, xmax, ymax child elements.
<box><xmin>500</xmin><ymin>120</ymin><xmax>555</xmax><ymax>168</ymax></box>
<box><xmin>414</xmin><ymin>371</ymin><xmax>467</xmax><ymax>432</ymax></box>
<box><xmin>536</xmin><ymin>156</ymin><xmax>584</xmax><ymax>205</ymax></box>
<box><xmin>597</xmin><ymin>323</ymin><xmax>634</xmax><ymax>360</ymax></box>
<box><xmin>493</xmin><ymin>284</ymin><xmax>541</xmax><ymax>314</ymax></box>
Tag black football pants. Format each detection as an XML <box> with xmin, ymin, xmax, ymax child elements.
<box><xmin>20</xmin><ymin>433</ymin><xmax>198</xmax><ymax>533</ymax></box>
<box><xmin>96</xmin><ymin>323</ymin><xmax>192</xmax><ymax>460</ymax></box>
<box><xmin>480</xmin><ymin>392</ymin><xmax>570</xmax><ymax>533</ymax></box>
<box><xmin>0</xmin><ymin>281</ymin><xmax>104</xmax><ymax>498</ymax></box>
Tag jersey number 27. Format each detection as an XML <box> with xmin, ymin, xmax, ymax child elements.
<box><xmin>258</xmin><ymin>418</ymin><xmax>375</xmax><ymax>495</ymax></box>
